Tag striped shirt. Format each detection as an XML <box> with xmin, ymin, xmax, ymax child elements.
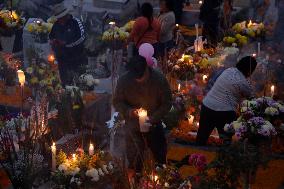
<box><xmin>203</xmin><ymin>67</ymin><xmax>253</xmax><ymax>112</ymax></box>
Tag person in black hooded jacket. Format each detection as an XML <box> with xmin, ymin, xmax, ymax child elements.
<box><xmin>199</xmin><ymin>0</ymin><xmax>223</xmax><ymax>47</ymax></box>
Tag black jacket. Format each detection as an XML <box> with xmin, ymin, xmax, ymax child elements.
<box><xmin>49</xmin><ymin>15</ymin><xmax>85</xmax><ymax>63</ymax></box>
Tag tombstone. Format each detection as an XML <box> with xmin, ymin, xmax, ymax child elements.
<box><xmin>23</xmin><ymin>18</ymin><xmax>51</xmax><ymax>67</ymax></box>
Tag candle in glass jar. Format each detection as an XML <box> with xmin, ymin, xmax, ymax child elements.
<box><xmin>51</xmin><ymin>142</ymin><xmax>56</xmax><ymax>171</ymax></box>
<box><xmin>138</xmin><ymin>108</ymin><xmax>149</xmax><ymax>132</ymax></box>
<box><xmin>271</xmin><ymin>85</ymin><xmax>275</xmax><ymax>97</ymax></box>
<box><xmin>89</xmin><ymin>143</ymin><xmax>94</xmax><ymax>156</ymax></box>
<box><xmin>188</xmin><ymin>115</ymin><xmax>194</xmax><ymax>125</ymax></box>
<box><xmin>202</xmin><ymin>74</ymin><xmax>208</xmax><ymax>83</ymax></box>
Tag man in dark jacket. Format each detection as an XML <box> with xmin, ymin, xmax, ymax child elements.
<box><xmin>113</xmin><ymin>55</ymin><xmax>172</xmax><ymax>178</ymax></box>
<box><xmin>49</xmin><ymin>2</ymin><xmax>87</xmax><ymax>86</ymax></box>
<box><xmin>199</xmin><ymin>0</ymin><xmax>223</xmax><ymax>47</ymax></box>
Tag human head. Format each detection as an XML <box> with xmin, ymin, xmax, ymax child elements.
<box><xmin>141</xmin><ymin>3</ymin><xmax>153</xmax><ymax>28</ymax></box>
<box><xmin>126</xmin><ymin>55</ymin><xmax>148</xmax><ymax>81</ymax></box>
<box><xmin>53</xmin><ymin>3</ymin><xmax>70</xmax><ymax>20</ymax></box>
<box><xmin>236</xmin><ymin>56</ymin><xmax>257</xmax><ymax>77</ymax></box>
<box><xmin>160</xmin><ymin>0</ymin><xmax>174</xmax><ymax>12</ymax></box>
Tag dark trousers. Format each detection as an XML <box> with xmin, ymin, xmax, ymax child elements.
<box><xmin>125</xmin><ymin>123</ymin><xmax>167</xmax><ymax>172</ymax></box>
<box><xmin>196</xmin><ymin>104</ymin><xmax>237</xmax><ymax>145</ymax></box>
<box><xmin>58</xmin><ymin>56</ymin><xmax>87</xmax><ymax>87</ymax></box>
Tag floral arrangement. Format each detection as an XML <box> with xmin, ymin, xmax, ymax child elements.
<box><xmin>25</xmin><ymin>58</ymin><xmax>62</xmax><ymax>96</ymax></box>
<box><xmin>139</xmin><ymin>164</ymin><xmax>192</xmax><ymax>189</ymax></box>
<box><xmin>52</xmin><ymin>150</ymin><xmax>117</xmax><ymax>188</ymax></box>
<box><xmin>102</xmin><ymin>26</ymin><xmax>129</xmax><ymax>42</ymax></box>
<box><xmin>0</xmin><ymin>112</ymin><xmax>48</xmax><ymax>188</ymax></box>
<box><xmin>0</xmin><ymin>52</ymin><xmax>21</xmax><ymax>86</ymax></box>
<box><xmin>26</xmin><ymin>20</ymin><xmax>53</xmax><ymax>43</ymax></box>
<box><xmin>0</xmin><ymin>10</ymin><xmax>25</xmax><ymax>30</ymax></box>
<box><xmin>232</xmin><ymin>21</ymin><xmax>265</xmax><ymax>38</ymax></box>
<box><xmin>224</xmin><ymin>97</ymin><xmax>284</xmax><ymax>141</ymax></box>
<box><xmin>223</xmin><ymin>34</ymin><xmax>248</xmax><ymax>47</ymax></box>
<box><xmin>78</xmin><ymin>73</ymin><xmax>100</xmax><ymax>91</ymax></box>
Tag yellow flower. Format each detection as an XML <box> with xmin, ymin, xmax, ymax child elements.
<box><xmin>27</xmin><ymin>24</ymin><xmax>35</xmax><ymax>32</ymax></box>
<box><xmin>30</xmin><ymin>77</ymin><xmax>39</xmax><ymax>84</ymax></box>
<box><xmin>38</xmin><ymin>69</ymin><xmax>45</xmax><ymax>75</ymax></box>
<box><xmin>73</xmin><ymin>105</ymin><xmax>80</xmax><ymax>110</ymax></box>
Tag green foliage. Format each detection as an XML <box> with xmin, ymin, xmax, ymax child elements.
<box><xmin>199</xmin><ymin>141</ymin><xmax>271</xmax><ymax>189</ymax></box>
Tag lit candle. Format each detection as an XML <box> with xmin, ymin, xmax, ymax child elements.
<box><xmin>178</xmin><ymin>84</ymin><xmax>181</xmax><ymax>92</ymax></box>
<box><xmin>72</xmin><ymin>154</ymin><xmax>76</xmax><ymax>161</ymax></box>
<box><xmin>199</xmin><ymin>0</ymin><xmax>203</xmax><ymax>4</ymax></box>
<box><xmin>89</xmin><ymin>143</ymin><xmax>94</xmax><ymax>156</ymax></box>
<box><xmin>51</xmin><ymin>142</ymin><xmax>56</xmax><ymax>171</ymax></box>
<box><xmin>271</xmin><ymin>85</ymin><xmax>275</xmax><ymax>97</ymax></box>
<box><xmin>247</xmin><ymin>20</ymin><xmax>252</xmax><ymax>28</ymax></box>
<box><xmin>137</xmin><ymin>108</ymin><xmax>149</xmax><ymax>132</ymax></box>
<box><xmin>154</xmin><ymin>175</ymin><xmax>158</xmax><ymax>182</ymax></box>
<box><xmin>188</xmin><ymin>115</ymin><xmax>194</xmax><ymax>125</ymax></box>
<box><xmin>17</xmin><ymin>70</ymin><xmax>25</xmax><ymax>86</ymax></box>
<box><xmin>183</xmin><ymin>54</ymin><xmax>190</xmax><ymax>62</ymax></box>
<box><xmin>252</xmin><ymin>53</ymin><xmax>257</xmax><ymax>57</ymax></box>
<box><xmin>202</xmin><ymin>74</ymin><xmax>208</xmax><ymax>83</ymax></box>
<box><xmin>48</xmin><ymin>54</ymin><xmax>55</xmax><ymax>63</ymax></box>
<box><xmin>176</xmin><ymin>24</ymin><xmax>179</xmax><ymax>28</ymax></box>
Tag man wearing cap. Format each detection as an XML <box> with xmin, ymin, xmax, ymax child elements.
<box><xmin>49</xmin><ymin>2</ymin><xmax>87</xmax><ymax>86</ymax></box>
<box><xmin>113</xmin><ymin>55</ymin><xmax>172</xmax><ymax>181</ymax></box>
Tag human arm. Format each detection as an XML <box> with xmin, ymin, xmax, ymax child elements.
<box><xmin>149</xmin><ymin>75</ymin><xmax>172</xmax><ymax>124</ymax></box>
<box><xmin>65</xmin><ymin>17</ymin><xmax>85</xmax><ymax>48</ymax></box>
<box><xmin>112</xmin><ymin>78</ymin><xmax>133</xmax><ymax>120</ymax></box>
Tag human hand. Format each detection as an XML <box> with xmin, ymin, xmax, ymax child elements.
<box><xmin>128</xmin><ymin>109</ymin><xmax>138</xmax><ymax>118</ymax></box>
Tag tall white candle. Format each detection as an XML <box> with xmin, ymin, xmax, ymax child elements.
<box><xmin>257</xmin><ymin>42</ymin><xmax>261</xmax><ymax>55</ymax></box>
<box><xmin>138</xmin><ymin>108</ymin><xmax>149</xmax><ymax>132</ymax></box>
<box><xmin>195</xmin><ymin>24</ymin><xmax>199</xmax><ymax>39</ymax></box>
<box><xmin>178</xmin><ymin>84</ymin><xmax>181</xmax><ymax>92</ymax></box>
<box><xmin>17</xmin><ymin>70</ymin><xmax>25</xmax><ymax>86</ymax></box>
<box><xmin>271</xmin><ymin>85</ymin><xmax>275</xmax><ymax>97</ymax></box>
<box><xmin>89</xmin><ymin>143</ymin><xmax>94</xmax><ymax>156</ymax></box>
<box><xmin>51</xmin><ymin>142</ymin><xmax>56</xmax><ymax>171</ymax></box>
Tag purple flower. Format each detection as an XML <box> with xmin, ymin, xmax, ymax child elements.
<box><xmin>248</xmin><ymin>117</ymin><xmax>266</xmax><ymax>126</ymax></box>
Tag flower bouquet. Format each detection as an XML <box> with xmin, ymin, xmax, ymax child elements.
<box><xmin>0</xmin><ymin>10</ymin><xmax>25</xmax><ymax>36</ymax></box>
<box><xmin>25</xmin><ymin>58</ymin><xmax>62</xmax><ymax>96</ymax></box>
<box><xmin>0</xmin><ymin>52</ymin><xmax>21</xmax><ymax>86</ymax></box>
<box><xmin>52</xmin><ymin>150</ymin><xmax>122</xmax><ymax>189</ymax></box>
<box><xmin>26</xmin><ymin>20</ymin><xmax>53</xmax><ymax>43</ymax></box>
<box><xmin>232</xmin><ymin>21</ymin><xmax>265</xmax><ymax>39</ymax></box>
<box><xmin>102</xmin><ymin>26</ymin><xmax>129</xmax><ymax>42</ymax></box>
<box><xmin>224</xmin><ymin>97</ymin><xmax>283</xmax><ymax>142</ymax></box>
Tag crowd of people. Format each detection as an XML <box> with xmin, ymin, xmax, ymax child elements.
<box><xmin>1</xmin><ymin>0</ymin><xmax>261</xmax><ymax>184</ymax></box>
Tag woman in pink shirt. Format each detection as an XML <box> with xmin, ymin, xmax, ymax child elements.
<box><xmin>128</xmin><ymin>3</ymin><xmax>161</xmax><ymax>57</ymax></box>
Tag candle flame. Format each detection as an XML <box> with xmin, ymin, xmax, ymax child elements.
<box><xmin>48</xmin><ymin>54</ymin><xmax>55</xmax><ymax>63</ymax></box>
<box><xmin>154</xmin><ymin>175</ymin><xmax>158</xmax><ymax>182</ymax></box>
<box><xmin>17</xmin><ymin>70</ymin><xmax>25</xmax><ymax>86</ymax></box>
<box><xmin>271</xmin><ymin>85</ymin><xmax>275</xmax><ymax>92</ymax></box>
<box><xmin>176</xmin><ymin>24</ymin><xmax>179</xmax><ymax>27</ymax></box>
<box><xmin>199</xmin><ymin>0</ymin><xmax>203</xmax><ymax>4</ymax></box>
<box><xmin>109</xmin><ymin>21</ymin><xmax>115</xmax><ymax>25</ymax></box>
<box><xmin>52</xmin><ymin>142</ymin><xmax>55</xmax><ymax>146</ymax></box>
<box><xmin>248</xmin><ymin>20</ymin><xmax>253</xmax><ymax>27</ymax></box>
<box><xmin>252</xmin><ymin>53</ymin><xmax>257</xmax><ymax>57</ymax></box>
<box><xmin>137</xmin><ymin>108</ymin><xmax>147</xmax><ymax>117</ymax></box>
<box><xmin>72</xmin><ymin>154</ymin><xmax>76</xmax><ymax>161</ymax></box>
<box><xmin>202</xmin><ymin>74</ymin><xmax>208</xmax><ymax>81</ymax></box>
<box><xmin>178</xmin><ymin>84</ymin><xmax>181</xmax><ymax>92</ymax></box>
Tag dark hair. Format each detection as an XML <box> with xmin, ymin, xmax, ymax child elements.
<box><xmin>141</xmin><ymin>2</ymin><xmax>154</xmax><ymax>30</ymax></box>
<box><xmin>236</xmin><ymin>56</ymin><xmax>257</xmax><ymax>77</ymax></box>
<box><xmin>161</xmin><ymin>0</ymin><xmax>174</xmax><ymax>11</ymax></box>
<box><xmin>126</xmin><ymin>55</ymin><xmax>147</xmax><ymax>79</ymax></box>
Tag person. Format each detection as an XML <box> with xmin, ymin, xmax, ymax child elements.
<box><xmin>158</xmin><ymin>0</ymin><xmax>176</xmax><ymax>56</ymax></box>
<box><xmin>173</xmin><ymin>0</ymin><xmax>184</xmax><ymax>24</ymax></box>
<box><xmin>49</xmin><ymin>2</ymin><xmax>87</xmax><ymax>87</ymax></box>
<box><xmin>199</xmin><ymin>0</ymin><xmax>223</xmax><ymax>47</ymax></box>
<box><xmin>196</xmin><ymin>56</ymin><xmax>258</xmax><ymax>145</ymax></box>
<box><xmin>128</xmin><ymin>2</ymin><xmax>161</xmax><ymax>57</ymax></box>
<box><xmin>113</xmin><ymin>55</ymin><xmax>172</xmax><ymax>180</ymax></box>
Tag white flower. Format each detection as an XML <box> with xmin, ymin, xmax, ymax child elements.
<box><xmin>232</xmin><ymin>121</ymin><xmax>242</xmax><ymax>130</ymax></box>
<box><xmin>98</xmin><ymin>168</ymin><xmax>104</xmax><ymax>176</ymax></box>
<box><xmin>102</xmin><ymin>165</ymin><xmax>109</xmax><ymax>174</ymax></box>
<box><xmin>241</xmin><ymin>107</ymin><xmax>250</xmax><ymax>113</ymax></box>
<box><xmin>164</xmin><ymin>182</ymin><xmax>170</xmax><ymax>187</ymax></box>
<box><xmin>58</xmin><ymin>163</ymin><xmax>68</xmax><ymax>172</ymax></box>
<box><xmin>173</xmin><ymin>65</ymin><xmax>180</xmax><ymax>70</ymax></box>
<box><xmin>91</xmin><ymin>176</ymin><xmax>100</xmax><ymax>182</ymax></box>
<box><xmin>265</xmin><ymin>107</ymin><xmax>279</xmax><ymax>116</ymax></box>
<box><xmin>108</xmin><ymin>162</ymin><xmax>114</xmax><ymax>170</ymax></box>
<box><xmin>86</xmin><ymin>168</ymin><xmax>99</xmax><ymax>178</ymax></box>
<box><xmin>70</xmin><ymin>167</ymin><xmax>80</xmax><ymax>175</ymax></box>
